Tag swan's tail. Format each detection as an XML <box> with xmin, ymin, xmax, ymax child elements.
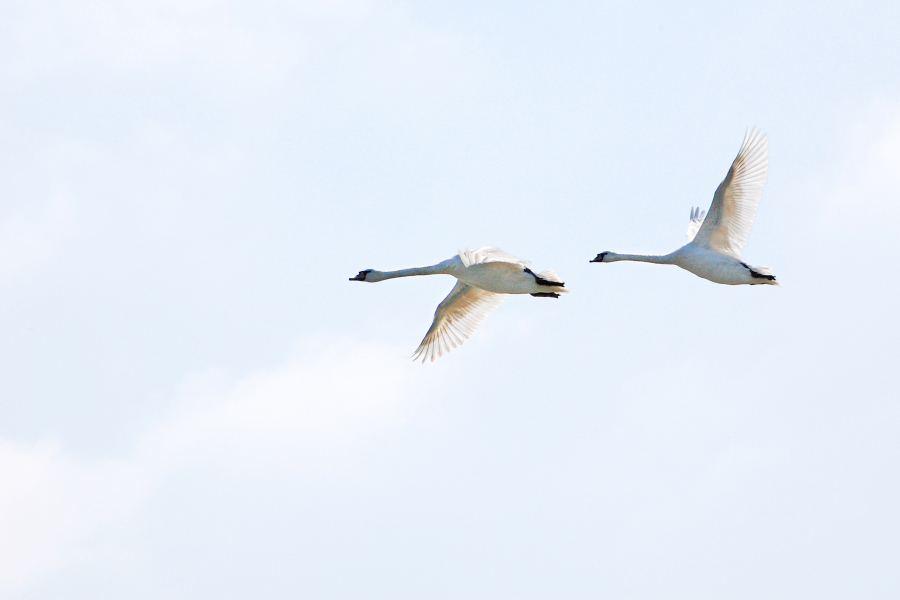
<box><xmin>537</xmin><ymin>269</ymin><xmax>571</xmax><ymax>294</ymax></box>
<box><xmin>749</xmin><ymin>265</ymin><xmax>779</xmax><ymax>286</ymax></box>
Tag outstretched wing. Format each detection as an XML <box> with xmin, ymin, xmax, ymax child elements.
<box><xmin>686</xmin><ymin>207</ymin><xmax>706</xmax><ymax>241</ymax></box>
<box><xmin>458</xmin><ymin>246</ymin><xmax>530</xmax><ymax>268</ymax></box>
<box><xmin>412</xmin><ymin>281</ymin><xmax>505</xmax><ymax>363</ymax></box>
<box><xmin>692</xmin><ymin>127</ymin><xmax>769</xmax><ymax>259</ymax></box>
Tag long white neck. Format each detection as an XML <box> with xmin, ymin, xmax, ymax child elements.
<box><xmin>604</xmin><ymin>252</ymin><xmax>673</xmax><ymax>264</ymax></box>
<box><xmin>367</xmin><ymin>259</ymin><xmax>454</xmax><ymax>282</ymax></box>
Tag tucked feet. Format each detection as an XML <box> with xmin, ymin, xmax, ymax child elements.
<box><xmin>524</xmin><ymin>267</ymin><xmax>565</xmax><ymax>287</ymax></box>
<box><xmin>740</xmin><ymin>262</ymin><xmax>777</xmax><ymax>282</ymax></box>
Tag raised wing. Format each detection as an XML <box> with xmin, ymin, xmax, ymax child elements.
<box><xmin>412</xmin><ymin>281</ymin><xmax>505</xmax><ymax>363</ymax></box>
<box><xmin>686</xmin><ymin>207</ymin><xmax>706</xmax><ymax>241</ymax></box>
<box><xmin>458</xmin><ymin>246</ymin><xmax>530</xmax><ymax>268</ymax></box>
<box><xmin>692</xmin><ymin>128</ymin><xmax>768</xmax><ymax>259</ymax></box>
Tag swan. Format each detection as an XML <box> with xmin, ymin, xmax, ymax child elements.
<box><xmin>350</xmin><ymin>247</ymin><xmax>569</xmax><ymax>362</ymax></box>
<box><xmin>591</xmin><ymin>127</ymin><xmax>778</xmax><ymax>286</ymax></box>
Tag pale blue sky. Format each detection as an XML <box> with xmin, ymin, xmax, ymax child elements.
<box><xmin>1</xmin><ymin>1</ymin><xmax>899</xmax><ymax>598</ymax></box>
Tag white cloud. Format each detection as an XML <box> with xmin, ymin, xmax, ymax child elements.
<box><xmin>0</xmin><ymin>196</ymin><xmax>74</xmax><ymax>277</ymax></box>
<box><xmin>0</xmin><ymin>335</ymin><xmax>434</xmax><ymax>594</ymax></box>
<box><xmin>142</xmin><ymin>336</ymin><xmax>437</xmax><ymax>473</ymax></box>
<box><xmin>0</xmin><ymin>440</ymin><xmax>144</xmax><ymax>593</ymax></box>
<box><xmin>1</xmin><ymin>0</ymin><xmax>470</xmax><ymax>109</ymax></box>
<box><xmin>0</xmin><ymin>0</ymin><xmax>387</xmax><ymax>76</ymax></box>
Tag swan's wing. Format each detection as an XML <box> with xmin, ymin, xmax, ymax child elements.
<box><xmin>692</xmin><ymin>128</ymin><xmax>769</xmax><ymax>259</ymax></box>
<box><xmin>686</xmin><ymin>207</ymin><xmax>706</xmax><ymax>241</ymax></box>
<box><xmin>458</xmin><ymin>246</ymin><xmax>530</xmax><ymax>268</ymax></box>
<box><xmin>412</xmin><ymin>280</ymin><xmax>505</xmax><ymax>363</ymax></box>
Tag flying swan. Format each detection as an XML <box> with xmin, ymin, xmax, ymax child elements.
<box><xmin>350</xmin><ymin>247</ymin><xmax>569</xmax><ymax>362</ymax></box>
<box><xmin>591</xmin><ymin>127</ymin><xmax>778</xmax><ymax>286</ymax></box>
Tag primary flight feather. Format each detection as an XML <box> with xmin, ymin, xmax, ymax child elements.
<box><xmin>351</xmin><ymin>247</ymin><xmax>569</xmax><ymax>362</ymax></box>
<box><xmin>592</xmin><ymin>128</ymin><xmax>778</xmax><ymax>286</ymax></box>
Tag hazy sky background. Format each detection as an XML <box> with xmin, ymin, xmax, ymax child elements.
<box><xmin>1</xmin><ymin>0</ymin><xmax>899</xmax><ymax>598</ymax></box>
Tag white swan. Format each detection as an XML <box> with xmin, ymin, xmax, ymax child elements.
<box><xmin>591</xmin><ymin>127</ymin><xmax>778</xmax><ymax>286</ymax></box>
<box><xmin>351</xmin><ymin>247</ymin><xmax>569</xmax><ymax>362</ymax></box>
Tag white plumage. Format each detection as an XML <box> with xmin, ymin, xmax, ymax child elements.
<box><xmin>686</xmin><ymin>207</ymin><xmax>706</xmax><ymax>242</ymax></box>
<box><xmin>592</xmin><ymin>128</ymin><xmax>778</xmax><ymax>286</ymax></box>
<box><xmin>351</xmin><ymin>247</ymin><xmax>569</xmax><ymax>362</ymax></box>
<box><xmin>458</xmin><ymin>246</ymin><xmax>531</xmax><ymax>268</ymax></box>
<box><xmin>692</xmin><ymin>127</ymin><xmax>769</xmax><ymax>260</ymax></box>
<box><xmin>411</xmin><ymin>281</ymin><xmax>506</xmax><ymax>363</ymax></box>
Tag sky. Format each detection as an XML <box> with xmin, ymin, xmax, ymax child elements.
<box><xmin>1</xmin><ymin>0</ymin><xmax>899</xmax><ymax>598</ymax></box>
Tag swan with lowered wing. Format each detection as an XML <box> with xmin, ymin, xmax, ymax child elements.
<box><xmin>351</xmin><ymin>247</ymin><xmax>569</xmax><ymax>362</ymax></box>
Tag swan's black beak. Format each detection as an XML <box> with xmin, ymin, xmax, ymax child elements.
<box><xmin>350</xmin><ymin>270</ymin><xmax>372</xmax><ymax>281</ymax></box>
<box><xmin>590</xmin><ymin>252</ymin><xmax>608</xmax><ymax>263</ymax></box>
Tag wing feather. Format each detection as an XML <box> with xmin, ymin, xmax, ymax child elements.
<box><xmin>692</xmin><ymin>128</ymin><xmax>769</xmax><ymax>259</ymax></box>
<box><xmin>411</xmin><ymin>281</ymin><xmax>505</xmax><ymax>363</ymax></box>
<box><xmin>458</xmin><ymin>246</ymin><xmax>530</xmax><ymax>268</ymax></box>
<box><xmin>686</xmin><ymin>207</ymin><xmax>706</xmax><ymax>241</ymax></box>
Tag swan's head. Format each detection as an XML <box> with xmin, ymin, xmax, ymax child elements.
<box><xmin>349</xmin><ymin>269</ymin><xmax>373</xmax><ymax>281</ymax></box>
<box><xmin>591</xmin><ymin>252</ymin><xmax>615</xmax><ymax>263</ymax></box>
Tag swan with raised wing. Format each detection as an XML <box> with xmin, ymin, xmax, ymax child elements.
<box><xmin>591</xmin><ymin>127</ymin><xmax>778</xmax><ymax>286</ymax></box>
<box><xmin>351</xmin><ymin>247</ymin><xmax>569</xmax><ymax>362</ymax></box>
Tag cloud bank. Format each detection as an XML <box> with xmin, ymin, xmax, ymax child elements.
<box><xmin>0</xmin><ymin>335</ymin><xmax>435</xmax><ymax>594</ymax></box>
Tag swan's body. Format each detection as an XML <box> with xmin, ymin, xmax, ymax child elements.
<box><xmin>351</xmin><ymin>247</ymin><xmax>568</xmax><ymax>362</ymax></box>
<box><xmin>592</xmin><ymin>127</ymin><xmax>778</xmax><ymax>286</ymax></box>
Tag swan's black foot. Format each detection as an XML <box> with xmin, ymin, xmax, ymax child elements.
<box><xmin>750</xmin><ymin>271</ymin><xmax>776</xmax><ymax>280</ymax></box>
<box><xmin>590</xmin><ymin>252</ymin><xmax>608</xmax><ymax>263</ymax></box>
<box><xmin>740</xmin><ymin>262</ymin><xmax>776</xmax><ymax>281</ymax></box>
<box><xmin>531</xmin><ymin>292</ymin><xmax>560</xmax><ymax>298</ymax></box>
<box><xmin>523</xmin><ymin>267</ymin><xmax>565</xmax><ymax>287</ymax></box>
<box><xmin>350</xmin><ymin>270</ymin><xmax>372</xmax><ymax>281</ymax></box>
